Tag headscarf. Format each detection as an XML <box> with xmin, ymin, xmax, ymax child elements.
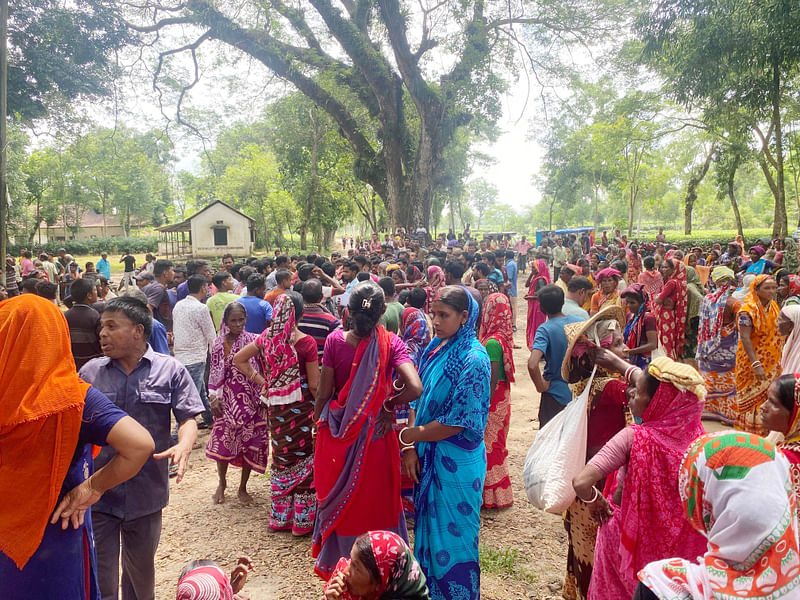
<box><xmin>176</xmin><ymin>564</ymin><xmax>234</xmax><ymax>600</ymax></box>
<box><xmin>696</xmin><ymin>270</ymin><xmax>736</xmax><ymax>358</ymax></box>
<box><xmin>750</xmin><ymin>245</ymin><xmax>766</xmax><ymax>257</ymax></box>
<box><xmin>0</xmin><ymin>294</ymin><xmax>89</xmax><ymax>569</ymax></box>
<box><xmin>424</xmin><ymin>266</ymin><xmax>446</xmax><ymax>314</ymax></box>
<box><xmin>531</xmin><ymin>259</ymin><xmax>552</xmax><ymax>285</ymax></box>
<box><xmin>780</xmin><ymin>305</ymin><xmax>800</xmax><ymax>374</ymax></box>
<box><xmin>479</xmin><ymin>293</ymin><xmax>515</xmax><ymax>382</ymax></box>
<box><xmin>596</xmin><ymin>267</ymin><xmax>621</xmax><ymax>281</ymax></box>
<box><xmin>618</xmin><ymin>356</ymin><xmax>707</xmax><ymax>578</ymax></box>
<box><xmin>639</xmin><ymin>431</ymin><xmax>800</xmax><ymax>600</ymax></box>
<box><xmin>621</xmin><ymin>283</ymin><xmax>650</xmax><ymax>362</ymax></box>
<box><xmin>783</xmin><ymin>375</ymin><xmax>800</xmax><ymax>444</ymax></box>
<box><xmin>368</xmin><ymin>530</ymin><xmax>429</xmax><ymax>599</ymax></box>
<box><xmin>254</xmin><ymin>294</ymin><xmax>301</xmax><ymax>406</ymax></box>
<box><xmin>787</xmin><ymin>274</ymin><xmax>800</xmax><ymax>299</ymax></box>
<box><xmin>401</xmin><ymin>307</ymin><xmax>431</xmax><ymax>368</ymax></box>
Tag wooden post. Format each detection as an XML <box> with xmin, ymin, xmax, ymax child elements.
<box><xmin>0</xmin><ymin>0</ymin><xmax>8</xmax><ymax>286</ymax></box>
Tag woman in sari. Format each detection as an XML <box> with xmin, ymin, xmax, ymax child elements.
<box><xmin>683</xmin><ymin>261</ymin><xmax>705</xmax><ymax>359</ymax></box>
<box><xmin>234</xmin><ymin>293</ymin><xmax>319</xmax><ymax>533</ymax></box>
<box><xmin>780</xmin><ymin>273</ymin><xmax>800</xmax><ymax>307</ymax></box>
<box><xmin>401</xmin><ymin>306</ymin><xmax>432</xmax><ymax>369</ymax></box>
<box><xmin>479</xmin><ymin>293</ymin><xmax>515</xmax><ymax>509</ymax></box>
<box><xmin>0</xmin><ymin>294</ymin><xmax>152</xmax><ymax>600</ymax></box>
<box><xmin>589</xmin><ymin>268</ymin><xmax>622</xmax><ymax>316</ymax></box>
<box><xmin>400</xmin><ymin>286</ymin><xmax>491</xmax><ymax>600</ymax></box>
<box><xmin>779</xmin><ymin>305</ymin><xmax>800</xmax><ymax>374</ymax></box>
<box><xmin>735</xmin><ymin>274</ymin><xmax>782</xmax><ymax>434</ymax></box>
<box><xmin>762</xmin><ymin>373</ymin><xmax>800</xmax><ymax>499</ymax></box>
<box><xmin>423</xmin><ymin>266</ymin><xmax>446</xmax><ymax>315</ymax></box>
<box><xmin>524</xmin><ymin>258</ymin><xmax>552</xmax><ymax>349</ymax></box>
<box><xmin>638</xmin><ymin>431</ymin><xmax>800</xmax><ymax>600</ymax></box>
<box><xmin>742</xmin><ymin>245</ymin><xmax>775</xmax><ymax>274</ymax></box>
<box><xmin>561</xmin><ymin>307</ymin><xmax>630</xmax><ymax>600</ymax></box>
<box><xmin>323</xmin><ymin>531</ymin><xmax>429</xmax><ymax>600</ymax></box>
<box><xmin>626</xmin><ymin>245</ymin><xmax>642</xmax><ymax>285</ymax></box>
<box><xmin>637</xmin><ymin>256</ymin><xmax>663</xmax><ymax>307</ymax></box>
<box><xmin>653</xmin><ymin>258</ymin><xmax>688</xmax><ymax>360</ymax></box>
<box><xmin>620</xmin><ymin>284</ymin><xmax>657</xmax><ymax>369</ymax></box>
<box><xmin>206</xmin><ymin>302</ymin><xmax>269</xmax><ymax>505</ymax></box>
<box><xmin>695</xmin><ymin>267</ymin><xmax>740</xmax><ymax>422</ymax></box>
<box><xmin>312</xmin><ymin>282</ymin><xmax>423</xmax><ymax>580</ymax></box>
<box><xmin>684</xmin><ymin>252</ymin><xmax>710</xmax><ymax>287</ymax></box>
<box><xmin>572</xmin><ymin>355</ymin><xmax>708</xmax><ymax>600</ymax></box>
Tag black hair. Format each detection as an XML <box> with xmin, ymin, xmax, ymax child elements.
<box><xmin>356</xmin><ymin>271</ymin><xmax>371</xmax><ymax>282</ymax></box>
<box><xmin>238</xmin><ymin>266</ymin><xmax>255</xmax><ymax>286</ymax></box>
<box><xmin>230</xmin><ymin>263</ymin><xmax>244</xmax><ymax>279</ymax></box>
<box><xmin>427</xmin><ymin>257</ymin><xmax>441</xmax><ymax>268</ymax></box>
<box><xmin>275</xmin><ymin>269</ymin><xmax>292</xmax><ymax>285</ymax></box>
<box><xmin>444</xmin><ymin>260</ymin><xmax>465</xmax><ymax>281</ymax></box>
<box><xmin>301</xmin><ymin>278</ymin><xmax>324</xmax><ymax>304</ymax></box>
<box><xmin>187</xmin><ymin>274</ymin><xmax>207</xmax><ymax>294</ymax></box>
<box><xmin>343</xmin><ymin>261</ymin><xmax>359</xmax><ymax>272</ymax></box>
<box><xmin>275</xmin><ymin>255</ymin><xmax>289</xmax><ymax>267</ymax></box>
<box><xmin>354</xmin><ymin>255</ymin><xmax>368</xmax><ymax>268</ymax></box>
<box><xmin>212</xmin><ymin>271</ymin><xmax>231</xmax><ymax>289</ymax></box>
<box><xmin>567</xmin><ymin>276</ymin><xmax>593</xmax><ymax>292</ymax></box>
<box><xmin>320</xmin><ymin>261</ymin><xmax>336</xmax><ymax>277</ymax></box>
<box><xmin>397</xmin><ymin>289</ymin><xmax>411</xmax><ymax>305</ymax></box>
<box><xmin>643</xmin><ymin>256</ymin><xmax>655</xmax><ymax>270</ymax></box>
<box><xmin>246</xmin><ymin>273</ymin><xmax>266</xmax><ymax>294</ymax></box>
<box><xmin>222</xmin><ymin>253</ymin><xmax>234</xmax><ymax>261</ymax></box>
<box><xmin>222</xmin><ymin>300</ymin><xmax>246</xmax><ymax>324</ymax></box>
<box><xmin>191</xmin><ymin>260</ymin><xmax>208</xmax><ymax>275</ymax></box>
<box><xmin>407</xmin><ymin>287</ymin><xmax>427</xmax><ymax>309</ymax></box>
<box><xmin>306</xmin><ymin>253</ymin><xmax>318</xmax><ymax>263</ymax></box>
<box><xmin>151</xmin><ymin>259</ymin><xmax>173</xmax><ymax>278</ymax></box>
<box><xmin>314</xmin><ymin>256</ymin><xmax>326</xmax><ymax>267</ymax></box>
<box><xmin>35</xmin><ymin>281</ymin><xmax>58</xmax><ymax>300</ymax></box>
<box><xmin>435</xmin><ymin>285</ymin><xmax>469</xmax><ymax>314</ymax></box>
<box><xmin>378</xmin><ymin>276</ymin><xmax>396</xmax><ymax>299</ymax></box>
<box><xmin>104</xmin><ymin>296</ymin><xmax>153</xmax><ymax>338</ymax></box>
<box><xmin>20</xmin><ymin>278</ymin><xmax>39</xmax><ymax>293</ymax></box>
<box><xmin>611</xmin><ymin>260</ymin><xmax>628</xmax><ymax>275</ymax></box>
<box><xmin>775</xmin><ymin>374</ymin><xmax>798</xmax><ymax>413</ymax></box>
<box><xmin>353</xmin><ymin>534</ymin><xmax>381</xmax><ymax>586</ymax></box>
<box><xmin>285</xmin><ymin>289</ymin><xmax>304</xmax><ymax>321</ymax></box>
<box><xmin>644</xmin><ymin>371</ymin><xmax>661</xmax><ymax>401</ymax></box>
<box><xmin>538</xmin><ymin>284</ymin><xmax>565</xmax><ymax>315</ymax></box>
<box><xmin>505</xmin><ymin>250</ymin><xmax>515</xmax><ymax>260</ymax></box>
<box><xmin>348</xmin><ymin>282</ymin><xmax>386</xmax><ymax>337</ymax></box>
<box><xmin>298</xmin><ymin>263</ymin><xmax>315</xmax><ymax>282</ymax></box>
<box><xmin>70</xmin><ymin>278</ymin><xmax>96</xmax><ymax>303</ymax></box>
<box><xmin>473</xmin><ymin>262</ymin><xmax>490</xmax><ymax>277</ymax></box>
<box><xmin>253</xmin><ymin>258</ymin><xmax>271</xmax><ymax>274</ymax></box>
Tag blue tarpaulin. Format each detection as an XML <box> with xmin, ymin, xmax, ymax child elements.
<box><xmin>535</xmin><ymin>227</ymin><xmax>595</xmax><ymax>246</ymax></box>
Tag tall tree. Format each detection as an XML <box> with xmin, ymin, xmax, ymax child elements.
<box><xmin>467</xmin><ymin>178</ymin><xmax>498</xmax><ymax>231</ymax></box>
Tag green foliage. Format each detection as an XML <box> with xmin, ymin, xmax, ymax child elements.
<box><xmin>8</xmin><ymin>236</ymin><xmax>158</xmax><ymax>256</ymax></box>
<box><xmin>479</xmin><ymin>546</ymin><xmax>537</xmax><ymax>584</ymax></box>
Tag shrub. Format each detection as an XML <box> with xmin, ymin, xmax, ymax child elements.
<box><xmin>9</xmin><ymin>236</ymin><xmax>158</xmax><ymax>256</ymax></box>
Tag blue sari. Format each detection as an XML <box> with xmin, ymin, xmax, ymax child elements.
<box><xmin>413</xmin><ymin>291</ymin><xmax>491</xmax><ymax>600</ymax></box>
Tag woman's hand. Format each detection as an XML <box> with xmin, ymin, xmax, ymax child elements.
<box><xmin>588</xmin><ymin>494</ymin><xmax>614</xmax><ymax>525</ymax></box>
<box><xmin>230</xmin><ymin>556</ymin><xmax>254</xmax><ymax>594</ymax></box>
<box><xmin>50</xmin><ymin>477</ymin><xmax>103</xmax><ymax>530</ymax></box>
<box><xmin>324</xmin><ymin>572</ymin><xmax>347</xmax><ymax>600</ymax></box>
<box><xmin>209</xmin><ymin>394</ymin><xmax>223</xmax><ymax>419</ymax></box>
<box><xmin>755</xmin><ymin>365</ymin><xmax>767</xmax><ymax>381</ymax></box>
<box><xmin>403</xmin><ymin>448</ymin><xmax>420</xmax><ymax>484</ymax></box>
<box><xmin>375</xmin><ymin>406</ymin><xmax>394</xmax><ymax>436</ymax></box>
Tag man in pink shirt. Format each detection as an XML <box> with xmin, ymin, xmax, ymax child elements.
<box><xmin>19</xmin><ymin>250</ymin><xmax>35</xmax><ymax>277</ymax></box>
<box><xmin>514</xmin><ymin>235</ymin><xmax>533</xmax><ymax>273</ymax></box>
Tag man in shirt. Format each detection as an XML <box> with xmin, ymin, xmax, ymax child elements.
<box><xmin>265</xmin><ymin>255</ymin><xmax>289</xmax><ymax>291</ymax></box>
<box><xmin>39</xmin><ymin>252</ymin><xmax>59</xmax><ymax>285</ymax></box>
<box><xmin>142</xmin><ymin>259</ymin><xmax>175</xmax><ymax>331</ymax></box>
<box><xmin>552</xmin><ymin>238</ymin><xmax>568</xmax><ymax>281</ymax></box>
<box><xmin>377</xmin><ymin>277</ymin><xmax>404</xmax><ymax>333</ymax></box>
<box><xmin>19</xmin><ymin>250</ymin><xmax>34</xmax><ymax>277</ymax></box>
<box><xmin>554</xmin><ymin>263</ymin><xmax>575</xmax><ymax>295</ymax></box>
<box><xmin>265</xmin><ymin>269</ymin><xmax>292</xmax><ymax>306</ymax></box>
<box><xmin>173</xmin><ymin>274</ymin><xmax>217</xmax><ymax>428</ymax></box>
<box><xmin>298</xmin><ymin>278</ymin><xmax>341</xmax><ymax>359</ymax></box>
<box><xmin>527</xmin><ymin>285</ymin><xmax>583</xmax><ymax>427</ymax></box>
<box><xmin>65</xmin><ymin>278</ymin><xmax>102</xmax><ymax>369</ymax></box>
<box><xmin>79</xmin><ymin>296</ymin><xmax>204</xmax><ymax>600</ymax></box>
<box><xmin>504</xmin><ymin>250</ymin><xmax>519</xmax><ymax>327</ymax></box>
<box><xmin>97</xmin><ymin>252</ymin><xmax>112</xmax><ymax>280</ymax></box>
<box><xmin>207</xmin><ymin>271</ymin><xmax>241</xmax><ymax>332</ymax></box>
<box><xmin>514</xmin><ymin>235</ymin><xmax>533</xmax><ymax>273</ymax></box>
<box><xmin>135</xmin><ymin>270</ymin><xmax>153</xmax><ymax>289</ymax></box>
<box><xmin>175</xmin><ymin>260</ymin><xmax>212</xmax><ymax>303</ymax></box>
<box><xmin>562</xmin><ymin>276</ymin><xmax>592</xmax><ymax>320</ymax></box>
<box><xmin>238</xmin><ymin>273</ymin><xmax>273</xmax><ymax>333</ymax></box>
<box><xmin>120</xmin><ymin>250</ymin><xmax>137</xmax><ymax>291</ymax></box>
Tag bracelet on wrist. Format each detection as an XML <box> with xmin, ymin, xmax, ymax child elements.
<box><xmin>398</xmin><ymin>427</ymin><xmax>414</xmax><ymax>446</ymax></box>
<box><xmin>382</xmin><ymin>400</ymin><xmax>394</xmax><ymax>414</ymax></box>
<box><xmin>400</xmin><ymin>445</ymin><xmax>415</xmax><ymax>453</ymax></box>
<box><xmin>578</xmin><ymin>486</ymin><xmax>600</xmax><ymax>504</ymax></box>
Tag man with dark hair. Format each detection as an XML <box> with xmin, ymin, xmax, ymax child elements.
<box><xmin>238</xmin><ymin>273</ymin><xmax>273</xmax><ymax>333</ymax></box>
<box><xmin>298</xmin><ymin>278</ymin><xmax>341</xmax><ymax>359</ymax></box>
<box><xmin>443</xmin><ymin>260</ymin><xmax>465</xmax><ymax>285</ymax></box>
<box><xmin>207</xmin><ymin>271</ymin><xmax>241</xmax><ymax>332</ymax></box>
<box><xmin>142</xmin><ymin>259</ymin><xmax>175</xmax><ymax>331</ymax></box>
<box><xmin>265</xmin><ymin>269</ymin><xmax>293</xmax><ymax>306</ymax></box>
<box><xmin>527</xmin><ymin>284</ymin><xmax>583</xmax><ymax>427</ymax></box>
<box><xmin>407</xmin><ymin>286</ymin><xmax>427</xmax><ymax>309</ymax></box>
<box><xmin>173</xmin><ymin>274</ymin><xmax>217</xmax><ymax>428</ymax></box>
<box><xmin>504</xmin><ymin>249</ymin><xmax>519</xmax><ymax>327</ymax></box>
<box><xmin>265</xmin><ymin>255</ymin><xmax>289</xmax><ymax>290</ymax></box>
<box><xmin>119</xmin><ymin>249</ymin><xmax>137</xmax><ymax>291</ymax></box>
<box><xmin>554</xmin><ymin>263</ymin><xmax>576</xmax><ymax>296</ymax></box>
<box><xmin>221</xmin><ymin>253</ymin><xmax>235</xmax><ymax>273</ymax></box>
<box><xmin>79</xmin><ymin>296</ymin><xmax>204</xmax><ymax>600</ymax></box>
<box><xmin>35</xmin><ymin>280</ymin><xmax>58</xmax><ymax>303</ymax></box>
<box><xmin>65</xmin><ymin>278</ymin><xmax>102</xmax><ymax>368</ymax></box>
<box><xmin>176</xmin><ymin>260</ymin><xmax>211</xmax><ymax>303</ymax></box>
<box><xmin>377</xmin><ymin>276</ymin><xmax>405</xmax><ymax>333</ymax></box>
<box><xmin>563</xmin><ymin>276</ymin><xmax>592</xmax><ymax>320</ymax></box>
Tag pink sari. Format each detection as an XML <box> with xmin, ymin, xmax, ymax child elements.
<box><xmin>525</xmin><ymin>259</ymin><xmax>551</xmax><ymax>350</ymax></box>
<box><xmin>589</xmin><ymin>382</ymin><xmax>707</xmax><ymax>599</ymax></box>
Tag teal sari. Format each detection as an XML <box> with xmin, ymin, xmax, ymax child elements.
<box><xmin>413</xmin><ymin>290</ymin><xmax>491</xmax><ymax>600</ymax></box>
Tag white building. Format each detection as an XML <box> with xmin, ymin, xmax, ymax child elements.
<box><xmin>157</xmin><ymin>200</ymin><xmax>255</xmax><ymax>258</ymax></box>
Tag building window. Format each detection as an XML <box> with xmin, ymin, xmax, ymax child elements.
<box><xmin>213</xmin><ymin>228</ymin><xmax>228</xmax><ymax>246</ymax></box>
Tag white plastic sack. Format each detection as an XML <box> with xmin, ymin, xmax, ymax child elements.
<box><xmin>523</xmin><ymin>366</ymin><xmax>594</xmax><ymax>514</ymax></box>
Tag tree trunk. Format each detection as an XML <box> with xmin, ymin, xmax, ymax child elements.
<box><xmin>727</xmin><ymin>165</ymin><xmax>744</xmax><ymax>241</ymax></box>
<box><xmin>771</xmin><ymin>63</ymin><xmax>788</xmax><ymax>238</ymax></box>
<box><xmin>300</xmin><ymin>111</ymin><xmax>322</xmax><ymax>251</ymax></box>
<box><xmin>683</xmin><ymin>145</ymin><xmax>715</xmax><ymax>235</ymax></box>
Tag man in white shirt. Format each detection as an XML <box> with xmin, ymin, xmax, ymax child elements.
<box><xmin>172</xmin><ymin>274</ymin><xmax>217</xmax><ymax>428</ymax></box>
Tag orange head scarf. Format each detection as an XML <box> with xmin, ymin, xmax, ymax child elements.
<box><xmin>0</xmin><ymin>294</ymin><xmax>89</xmax><ymax>569</ymax></box>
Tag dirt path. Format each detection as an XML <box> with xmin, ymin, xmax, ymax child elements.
<box><xmin>155</xmin><ymin>288</ymin><xmax>567</xmax><ymax>599</ymax></box>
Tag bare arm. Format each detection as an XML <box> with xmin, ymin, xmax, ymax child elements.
<box><xmin>385</xmin><ymin>362</ymin><xmax>423</xmax><ymax>408</ymax></box>
<box><xmin>489</xmin><ymin>360</ymin><xmax>499</xmax><ymax>400</ymax></box>
<box><xmin>739</xmin><ymin>322</ymin><xmax>766</xmax><ymax>380</ymax></box>
<box><xmin>51</xmin><ymin>416</ymin><xmax>154</xmax><ymax>530</ymax></box>
<box><xmin>527</xmin><ymin>348</ymin><xmax>549</xmax><ymax>393</ymax></box>
<box><xmin>153</xmin><ymin>417</ymin><xmax>198</xmax><ymax>483</ymax></box>
<box><xmin>626</xmin><ymin>327</ymin><xmax>658</xmax><ymax>357</ymax></box>
<box><xmin>402</xmin><ymin>421</ymin><xmax>463</xmax><ymax>443</ymax></box>
<box><xmin>233</xmin><ymin>342</ymin><xmax>266</xmax><ymax>389</ymax></box>
<box><xmin>314</xmin><ymin>365</ymin><xmax>335</xmax><ymax>422</ymax></box>
<box><xmin>305</xmin><ymin>360</ymin><xmax>320</xmax><ymax>399</ymax></box>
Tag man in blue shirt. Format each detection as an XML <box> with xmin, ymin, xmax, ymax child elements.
<box><xmin>96</xmin><ymin>252</ymin><xmax>111</xmax><ymax>280</ymax></box>
<box><xmin>238</xmin><ymin>273</ymin><xmax>273</xmax><ymax>333</ymax></box>
<box><xmin>527</xmin><ymin>285</ymin><xmax>583</xmax><ymax>427</ymax></box>
<box><xmin>504</xmin><ymin>250</ymin><xmax>518</xmax><ymax>330</ymax></box>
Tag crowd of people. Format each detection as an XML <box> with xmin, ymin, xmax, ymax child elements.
<box><xmin>2</xmin><ymin>224</ymin><xmax>800</xmax><ymax>600</ymax></box>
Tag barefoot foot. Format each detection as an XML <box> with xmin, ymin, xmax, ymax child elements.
<box><xmin>212</xmin><ymin>485</ymin><xmax>226</xmax><ymax>504</ymax></box>
<box><xmin>238</xmin><ymin>489</ymin><xmax>254</xmax><ymax>505</ymax></box>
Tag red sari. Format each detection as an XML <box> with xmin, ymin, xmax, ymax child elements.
<box><xmin>479</xmin><ymin>293</ymin><xmax>516</xmax><ymax>508</ymax></box>
<box><xmin>526</xmin><ymin>259</ymin><xmax>551</xmax><ymax>350</ymax></box>
<box><xmin>653</xmin><ymin>259</ymin><xmax>687</xmax><ymax>360</ymax></box>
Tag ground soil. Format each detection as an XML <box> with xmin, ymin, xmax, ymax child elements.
<box><xmin>155</xmin><ymin>281</ymin><xmax>569</xmax><ymax>600</ymax></box>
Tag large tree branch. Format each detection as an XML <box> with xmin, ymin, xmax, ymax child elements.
<box><xmin>268</xmin><ymin>0</ymin><xmax>323</xmax><ymax>53</ymax></box>
<box><xmin>753</xmin><ymin>124</ymin><xmax>778</xmax><ymax>169</ymax></box>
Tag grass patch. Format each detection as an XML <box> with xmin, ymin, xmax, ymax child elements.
<box><xmin>479</xmin><ymin>545</ymin><xmax>538</xmax><ymax>584</ymax></box>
